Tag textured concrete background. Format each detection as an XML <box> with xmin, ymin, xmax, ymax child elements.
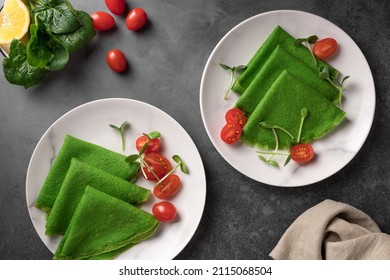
<box><xmin>0</xmin><ymin>0</ymin><xmax>389</xmax><ymax>259</ymax></box>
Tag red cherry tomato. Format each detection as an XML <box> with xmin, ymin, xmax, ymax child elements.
<box><xmin>126</xmin><ymin>8</ymin><xmax>148</xmax><ymax>31</ymax></box>
<box><xmin>152</xmin><ymin>201</ymin><xmax>177</xmax><ymax>222</ymax></box>
<box><xmin>142</xmin><ymin>152</ymin><xmax>172</xmax><ymax>180</ymax></box>
<box><xmin>313</xmin><ymin>38</ymin><xmax>338</xmax><ymax>60</ymax></box>
<box><xmin>220</xmin><ymin>122</ymin><xmax>242</xmax><ymax>144</ymax></box>
<box><xmin>136</xmin><ymin>135</ymin><xmax>161</xmax><ymax>154</ymax></box>
<box><xmin>291</xmin><ymin>144</ymin><xmax>314</xmax><ymax>163</ymax></box>
<box><xmin>91</xmin><ymin>12</ymin><xmax>115</xmax><ymax>31</ymax></box>
<box><xmin>153</xmin><ymin>174</ymin><xmax>181</xmax><ymax>199</ymax></box>
<box><xmin>225</xmin><ymin>108</ymin><xmax>247</xmax><ymax>128</ymax></box>
<box><xmin>106</xmin><ymin>50</ymin><xmax>127</xmax><ymax>73</ymax></box>
<box><xmin>105</xmin><ymin>0</ymin><xmax>125</xmax><ymax>15</ymax></box>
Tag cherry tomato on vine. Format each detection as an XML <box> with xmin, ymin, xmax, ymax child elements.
<box><xmin>220</xmin><ymin>122</ymin><xmax>242</xmax><ymax>144</ymax></box>
<box><xmin>291</xmin><ymin>144</ymin><xmax>314</xmax><ymax>163</ymax></box>
<box><xmin>153</xmin><ymin>174</ymin><xmax>181</xmax><ymax>199</ymax></box>
<box><xmin>91</xmin><ymin>12</ymin><xmax>115</xmax><ymax>31</ymax></box>
<box><xmin>105</xmin><ymin>0</ymin><xmax>125</xmax><ymax>15</ymax></box>
<box><xmin>142</xmin><ymin>152</ymin><xmax>172</xmax><ymax>180</ymax></box>
<box><xmin>136</xmin><ymin>135</ymin><xmax>161</xmax><ymax>154</ymax></box>
<box><xmin>225</xmin><ymin>108</ymin><xmax>247</xmax><ymax>128</ymax></box>
<box><xmin>313</xmin><ymin>38</ymin><xmax>338</xmax><ymax>60</ymax></box>
<box><xmin>106</xmin><ymin>50</ymin><xmax>127</xmax><ymax>73</ymax></box>
<box><xmin>152</xmin><ymin>201</ymin><xmax>177</xmax><ymax>222</ymax></box>
<box><xmin>126</xmin><ymin>8</ymin><xmax>148</xmax><ymax>31</ymax></box>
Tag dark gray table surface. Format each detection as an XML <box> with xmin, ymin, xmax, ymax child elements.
<box><xmin>1</xmin><ymin>0</ymin><xmax>389</xmax><ymax>260</ymax></box>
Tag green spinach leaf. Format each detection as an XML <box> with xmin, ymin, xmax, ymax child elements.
<box><xmin>3</xmin><ymin>40</ymin><xmax>47</xmax><ymax>88</ymax></box>
<box><xmin>27</xmin><ymin>24</ymin><xmax>53</xmax><ymax>68</ymax></box>
<box><xmin>55</xmin><ymin>11</ymin><xmax>96</xmax><ymax>53</ymax></box>
<box><xmin>31</xmin><ymin>0</ymin><xmax>80</xmax><ymax>34</ymax></box>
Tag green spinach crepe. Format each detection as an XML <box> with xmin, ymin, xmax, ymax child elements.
<box><xmin>232</xmin><ymin>25</ymin><xmax>339</xmax><ymax>95</ymax></box>
<box><xmin>54</xmin><ymin>186</ymin><xmax>158</xmax><ymax>260</ymax></box>
<box><xmin>235</xmin><ymin>45</ymin><xmax>339</xmax><ymax>115</ymax></box>
<box><xmin>241</xmin><ymin>70</ymin><xmax>346</xmax><ymax>149</ymax></box>
<box><xmin>36</xmin><ymin>135</ymin><xmax>139</xmax><ymax>211</ymax></box>
<box><xmin>45</xmin><ymin>158</ymin><xmax>149</xmax><ymax>236</ymax></box>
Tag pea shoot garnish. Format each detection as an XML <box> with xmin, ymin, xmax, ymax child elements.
<box><xmin>219</xmin><ymin>63</ymin><xmax>247</xmax><ymax>100</ymax></box>
<box><xmin>256</xmin><ymin>108</ymin><xmax>310</xmax><ymax>167</ymax></box>
<box><xmin>109</xmin><ymin>121</ymin><xmax>129</xmax><ymax>151</ymax></box>
<box><xmin>125</xmin><ymin>131</ymin><xmax>161</xmax><ymax>180</ymax></box>
<box><xmin>154</xmin><ymin>155</ymin><xmax>189</xmax><ymax>188</ymax></box>
<box><xmin>293</xmin><ymin>35</ymin><xmax>318</xmax><ymax>65</ymax></box>
<box><xmin>319</xmin><ymin>66</ymin><xmax>350</xmax><ymax>108</ymax></box>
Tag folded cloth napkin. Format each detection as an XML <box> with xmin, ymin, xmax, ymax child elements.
<box><xmin>270</xmin><ymin>199</ymin><xmax>390</xmax><ymax>260</ymax></box>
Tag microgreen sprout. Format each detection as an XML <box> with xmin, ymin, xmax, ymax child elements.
<box><xmin>293</xmin><ymin>35</ymin><xmax>318</xmax><ymax>65</ymax></box>
<box><xmin>219</xmin><ymin>63</ymin><xmax>247</xmax><ymax>100</ymax></box>
<box><xmin>256</xmin><ymin>122</ymin><xmax>294</xmax><ymax>167</ymax></box>
<box><xmin>109</xmin><ymin>121</ymin><xmax>129</xmax><ymax>151</ymax></box>
<box><xmin>125</xmin><ymin>131</ymin><xmax>161</xmax><ymax>180</ymax></box>
<box><xmin>154</xmin><ymin>155</ymin><xmax>189</xmax><ymax>187</ymax></box>
<box><xmin>319</xmin><ymin>66</ymin><xmax>350</xmax><ymax>108</ymax></box>
<box><xmin>297</xmin><ymin>108</ymin><xmax>308</xmax><ymax>143</ymax></box>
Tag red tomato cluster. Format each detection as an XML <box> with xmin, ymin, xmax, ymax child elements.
<box><xmin>220</xmin><ymin>108</ymin><xmax>247</xmax><ymax>144</ymax></box>
<box><xmin>135</xmin><ymin>134</ymin><xmax>180</xmax><ymax>222</ymax></box>
<box><xmin>90</xmin><ymin>1</ymin><xmax>149</xmax><ymax>73</ymax></box>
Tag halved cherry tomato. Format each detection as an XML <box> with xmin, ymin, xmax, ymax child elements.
<box><xmin>152</xmin><ymin>201</ymin><xmax>177</xmax><ymax>222</ymax></box>
<box><xmin>291</xmin><ymin>144</ymin><xmax>314</xmax><ymax>163</ymax></box>
<box><xmin>136</xmin><ymin>135</ymin><xmax>161</xmax><ymax>154</ymax></box>
<box><xmin>126</xmin><ymin>8</ymin><xmax>148</xmax><ymax>31</ymax></box>
<box><xmin>106</xmin><ymin>49</ymin><xmax>127</xmax><ymax>73</ymax></box>
<box><xmin>154</xmin><ymin>174</ymin><xmax>181</xmax><ymax>199</ymax></box>
<box><xmin>220</xmin><ymin>122</ymin><xmax>242</xmax><ymax>144</ymax></box>
<box><xmin>225</xmin><ymin>108</ymin><xmax>247</xmax><ymax>128</ymax></box>
<box><xmin>313</xmin><ymin>38</ymin><xmax>338</xmax><ymax>60</ymax></box>
<box><xmin>91</xmin><ymin>12</ymin><xmax>115</xmax><ymax>31</ymax></box>
<box><xmin>142</xmin><ymin>152</ymin><xmax>172</xmax><ymax>180</ymax></box>
<box><xmin>105</xmin><ymin>0</ymin><xmax>125</xmax><ymax>15</ymax></box>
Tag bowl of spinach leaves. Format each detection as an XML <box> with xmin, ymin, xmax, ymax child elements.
<box><xmin>1</xmin><ymin>0</ymin><xmax>96</xmax><ymax>88</ymax></box>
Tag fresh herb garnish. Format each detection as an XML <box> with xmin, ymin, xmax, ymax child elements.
<box><xmin>109</xmin><ymin>121</ymin><xmax>129</xmax><ymax>151</ymax></box>
<box><xmin>319</xmin><ymin>66</ymin><xmax>350</xmax><ymax>108</ymax></box>
<box><xmin>125</xmin><ymin>131</ymin><xmax>161</xmax><ymax>180</ymax></box>
<box><xmin>219</xmin><ymin>63</ymin><xmax>246</xmax><ymax>100</ymax></box>
<box><xmin>294</xmin><ymin>35</ymin><xmax>318</xmax><ymax>65</ymax></box>
<box><xmin>154</xmin><ymin>155</ymin><xmax>189</xmax><ymax>187</ymax></box>
<box><xmin>256</xmin><ymin>122</ymin><xmax>294</xmax><ymax>167</ymax></box>
<box><xmin>256</xmin><ymin>109</ymin><xmax>310</xmax><ymax>167</ymax></box>
<box><xmin>297</xmin><ymin>108</ymin><xmax>308</xmax><ymax>143</ymax></box>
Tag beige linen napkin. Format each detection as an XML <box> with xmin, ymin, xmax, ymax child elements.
<box><xmin>270</xmin><ymin>199</ymin><xmax>390</xmax><ymax>260</ymax></box>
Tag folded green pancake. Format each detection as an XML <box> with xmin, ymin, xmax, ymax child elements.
<box><xmin>54</xmin><ymin>186</ymin><xmax>158</xmax><ymax>260</ymax></box>
<box><xmin>235</xmin><ymin>45</ymin><xmax>339</xmax><ymax>115</ymax></box>
<box><xmin>241</xmin><ymin>70</ymin><xmax>346</xmax><ymax>149</ymax></box>
<box><xmin>45</xmin><ymin>158</ymin><xmax>149</xmax><ymax>236</ymax></box>
<box><xmin>232</xmin><ymin>25</ymin><xmax>339</xmax><ymax>95</ymax></box>
<box><xmin>36</xmin><ymin>134</ymin><xmax>139</xmax><ymax>211</ymax></box>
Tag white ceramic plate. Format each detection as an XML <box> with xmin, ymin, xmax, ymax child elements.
<box><xmin>200</xmin><ymin>10</ymin><xmax>375</xmax><ymax>187</ymax></box>
<box><xmin>26</xmin><ymin>98</ymin><xmax>206</xmax><ymax>259</ymax></box>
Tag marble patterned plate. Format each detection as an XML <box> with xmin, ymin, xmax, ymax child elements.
<box><xmin>200</xmin><ymin>10</ymin><xmax>375</xmax><ymax>187</ymax></box>
<box><xmin>26</xmin><ymin>98</ymin><xmax>206</xmax><ymax>259</ymax></box>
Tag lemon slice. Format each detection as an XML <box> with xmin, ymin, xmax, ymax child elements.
<box><xmin>0</xmin><ymin>0</ymin><xmax>30</xmax><ymax>44</ymax></box>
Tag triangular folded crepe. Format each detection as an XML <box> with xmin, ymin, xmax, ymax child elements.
<box><xmin>241</xmin><ymin>70</ymin><xmax>346</xmax><ymax>149</ymax></box>
<box><xmin>36</xmin><ymin>135</ymin><xmax>139</xmax><ymax>211</ymax></box>
<box><xmin>235</xmin><ymin>45</ymin><xmax>339</xmax><ymax>115</ymax></box>
<box><xmin>232</xmin><ymin>25</ymin><xmax>339</xmax><ymax>95</ymax></box>
<box><xmin>45</xmin><ymin>158</ymin><xmax>149</xmax><ymax>236</ymax></box>
<box><xmin>54</xmin><ymin>186</ymin><xmax>158</xmax><ymax>260</ymax></box>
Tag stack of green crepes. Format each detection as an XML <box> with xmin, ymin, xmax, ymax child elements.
<box><xmin>36</xmin><ymin>135</ymin><xmax>158</xmax><ymax>260</ymax></box>
<box><xmin>232</xmin><ymin>26</ymin><xmax>346</xmax><ymax>149</ymax></box>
